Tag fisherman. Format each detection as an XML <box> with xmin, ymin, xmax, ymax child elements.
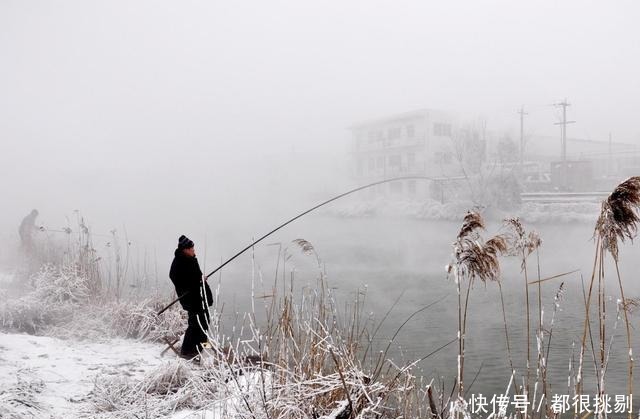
<box><xmin>169</xmin><ymin>235</ymin><xmax>213</xmax><ymax>359</ymax></box>
<box><xmin>19</xmin><ymin>209</ymin><xmax>39</xmax><ymax>252</ymax></box>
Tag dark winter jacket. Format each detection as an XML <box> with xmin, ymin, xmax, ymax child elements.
<box><xmin>169</xmin><ymin>249</ymin><xmax>213</xmax><ymax>312</ymax></box>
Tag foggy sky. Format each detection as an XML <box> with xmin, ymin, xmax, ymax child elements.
<box><xmin>1</xmin><ymin>0</ymin><xmax>639</xmax><ymax>249</ymax></box>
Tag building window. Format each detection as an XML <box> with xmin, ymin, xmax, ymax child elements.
<box><xmin>408</xmin><ymin>180</ymin><xmax>416</xmax><ymax>195</ymax></box>
<box><xmin>407</xmin><ymin>152</ymin><xmax>416</xmax><ymax>168</ymax></box>
<box><xmin>368</xmin><ymin>158</ymin><xmax>375</xmax><ymax>171</ymax></box>
<box><xmin>388</xmin><ymin>127</ymin><xmax>401</xmax><ymax>140</ymax></box>
<box><xmin>389</xmin><ymin>155</ymin><xmax>401</xmax><ymax>168</ymax></box>
<box><xmin>406</xmin><ymin>125</ymin><xmax>415</xmax><ymax>138</ymax></box>
<box><xmin>434</xmin><ymin>152</ymin><xmax>453</xmax><ymax>165</ymax></box>
<box><xmin>357</xmin><ymin>159</ymin><xmax>363</xmax><ymax>175</ymax></box>
<box><xmin>376</xmin><ymin>156</ymin><xmax>384</xmax><ymax>169</ymax></box>
<box><xmin>434</xmin><ymin>123</ymin><xmax>452</xmax><ymax>137</ymax></box>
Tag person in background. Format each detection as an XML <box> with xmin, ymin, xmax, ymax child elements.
<box><xmin>169</xmin><ymin>235</ymin><xmax>213</xmax><ymax>359</ymax></box>
<box><xmin>19</xmin><ymin>209</ymin><xmax>39</xmax><ymax>252</ymax></box>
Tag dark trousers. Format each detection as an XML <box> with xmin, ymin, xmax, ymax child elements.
<box><xmin>181</xmin><ymin>310</ymin><xmax>210</xmax><ymax>356</ymax></box>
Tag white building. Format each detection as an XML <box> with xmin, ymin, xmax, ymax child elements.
<box><xmin>349</xmin><ymin>109</ymin><xmax>485</xmax><ymax>199</ymax></box>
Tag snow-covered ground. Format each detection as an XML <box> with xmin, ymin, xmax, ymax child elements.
<box><xmin>0</xmin><ymin>260</ymin><xmax>452</xmax><ymax>419</ymax></box>
<box><xmin>0</xmin><ymin>267</ymin><xmax>254</xmax><ymax>419</ymax></box>
<box><xmin>0</xmin><ymin>332</ymin><xmax>271</xmax><ymax>419</ymax></box>
<box><xmin>0</xmin><ymin>332</ymin><xmax>166</xmax><ymax>418</ymax></box>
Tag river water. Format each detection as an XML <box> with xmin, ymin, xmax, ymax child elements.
<box><xmin>217</xmin><ymin>214</ymin><xmax>640</xmax><ymax>400</ymax></box>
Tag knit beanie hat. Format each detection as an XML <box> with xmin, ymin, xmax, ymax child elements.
<box><xmin>178</xmin><ymin>235</ymin><xmax>194</xmax><ymax>250</ymax></box>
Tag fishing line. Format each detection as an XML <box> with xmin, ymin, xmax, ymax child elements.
<box><xmin>158</xmin><ymin>175</ymin><xmax>435</xmax><ymax>315</ymax></box>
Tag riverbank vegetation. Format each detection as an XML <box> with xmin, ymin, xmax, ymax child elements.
<box><xmin>1</xmin><ymin>177</ymin><xmax>640</xmax><ymax>418</ymax></box>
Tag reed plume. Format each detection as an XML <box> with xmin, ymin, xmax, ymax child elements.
<box><xmin>455</xmin><ymin>235</ymin><xmax>508</xmax><ymax>283</ymax></box>
<box><xmin>291</xmin><ymin>238</ymin><xmax>315</xmax><ymax>255</ymax></box>
<box><xmin>622</xmin><ymin>297</ymin><xmax>640</xmax><ymax>314</ymax></box>
<box><xmin>595</xmin><ymin>176</ymin><xmax>640</xmax><ymax>261</ymax></box>
<box><xmin>579</xmin><ymin>176</ymin><xmax>640</xmax><ymax>419</ymax></box>
<box><xmin>504</xmin><ymin>217</ymin><xmax>542</xmax><ymax>264</ymax></box>
<box><xmin>457</xmin><ymin>211</ymin><xmax>485</xmax><ymax>241</ymax></box>
<box><xmin>450</xmin><ymin>211</ymin><xmax>510</xmax><ymax>416</ymax></box>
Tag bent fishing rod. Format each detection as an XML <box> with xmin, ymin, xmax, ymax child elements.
<box><xmin>157</xmin><ymin>175</ymin><xmax>434</xmax><ymax>316</ymax></box>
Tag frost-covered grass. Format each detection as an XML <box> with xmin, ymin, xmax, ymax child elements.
<box><xmin>91</xmin><ymin>360</ymin><xmax>214</xmax><ymax>418</ymax></box>
<box><xmin>0</xmin><ymin>371</ymin><xmax>45</xmax><ymax>419</ymax></box>
<box><xmin>47</xmin><ymin>296</ymin><xmax>186</xmax><ymax>342</ymax></box>
<box><xmin>0</xmin><ymin>263</ymin><xmax>185</xmax><ymax>343</ymax></box>
<box><xmin>0</xmin><ymin>238</ymin><xmax>467</xmax><ymax>418</ymax></box>
<box><xmin>0</xmin><ymin>264</ymin><xmax>89</xmax><ymax>334</ymax></box>
<box><xmin>84</xmin><ymin>251</ymin><xmax>440</xmax><ymax>419</ymax></box>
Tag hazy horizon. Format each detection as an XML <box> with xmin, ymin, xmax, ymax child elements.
<box><xmin>2</xmin><ymin>0</ymin><xmax>639</xmax><ymax>252</ymax></box>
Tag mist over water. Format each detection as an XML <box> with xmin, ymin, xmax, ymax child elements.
<box><xmin>172</xmin><ymin>214</ymin><xmax>640</xmax><ymax>396</ymax></box>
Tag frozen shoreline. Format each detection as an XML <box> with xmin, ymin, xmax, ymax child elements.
<box><xmin>322</xmin><ymin>199</ymin><xmax>600</xmax><ymax>224</ymax></box>
<box><xmin>0</xmin><ymin>332</ymin><xmax>167</xmax><ymax>418</ymax></box>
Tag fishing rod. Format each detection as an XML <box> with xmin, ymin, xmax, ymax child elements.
<box><xmin>157</xmin><ymin>175</ymin><xmax>435</xmax><ymax>316</ymax></box>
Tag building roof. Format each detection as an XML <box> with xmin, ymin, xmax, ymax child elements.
<box><xmin>348</xmin><ymin>108</ymin><xmax>455</xmax><ymax>130</ymax></box>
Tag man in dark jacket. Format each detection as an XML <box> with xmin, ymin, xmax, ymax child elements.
<box><xmin>19</xmin><ymin>209</ymin><xmax>39</xmax><ymax>252</ymax></box>
<box><xmin>169</xmin><ymin>235</ymin><xmax>213</xmax><ymax>359</ymax></box>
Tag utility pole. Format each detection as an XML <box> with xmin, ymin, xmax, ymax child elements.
<box><xmin>518</xmin><ymin>106</ymin><xmax>528</xmax><ymax>171</ymax></box>
<box><xmin>553</xmin><ymin>99</ymin><xmax>575</xmax><ymax>190</ymax></box>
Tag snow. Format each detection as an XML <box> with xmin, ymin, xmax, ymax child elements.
<box><xmin>0</xmin><ymin>332</ymin><xmax>166</xmax><ymax>418</ymax></box>
<box><xmin>0</xmin><ymin>332</ymin><xmax>266</xmax><ymax>419</ymax></box>
<box><xmin>323</xmin><ymin>198</ymin><xmax>600</xmax><ymax>223</ymax></box>
<box><xmin>0</xmin><ymin>271</ymin><xmax>12</xmax><ymax>283</ymax></box>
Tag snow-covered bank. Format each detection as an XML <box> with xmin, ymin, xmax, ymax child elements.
<box><xmin>322</xmin><ymin>198</ymin><xmax>600</xmax><ymax>223</ymax></box>
<box><xmin>0</xmin><ymin>332</ymin><xmax>165</xmax><ymax>418</ymax></box>
<box><xmin>0</xmin><ymin>332</ymin><xmax>258</xmax><ymax>419</ymax></box>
